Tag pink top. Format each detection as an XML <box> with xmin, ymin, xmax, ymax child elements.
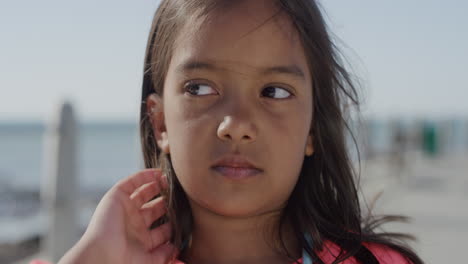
<box><xmin>313</xmin><ymin>240</ymin><xmax>412</xmax><ymax>264</ymax></box>
<box><xmin>31</xmin><ymin>241</ymin><xmax>412</xmax><ymax>264</ymax></box>
<box><xmin>159</xmin><ymin>241</ymin><xmax>412</xmax><ymax>264</ymax></box>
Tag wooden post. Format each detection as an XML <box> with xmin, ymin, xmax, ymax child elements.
<box><xmin>41</xmin><ymin>101</ymin><xmax>78</xmax><ymax>263</ymax></box>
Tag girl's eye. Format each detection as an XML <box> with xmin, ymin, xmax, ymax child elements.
<box><xmin>184</xmin><ymin>82</ymin><xmax>217</xmax><ymax>96</ymax></box>
<box><xmin>261</xmin><ymin>86</ymin><xmax>292</xmax><ymax>99</ymax></box>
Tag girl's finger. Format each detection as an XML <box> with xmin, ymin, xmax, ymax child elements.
<box><xmin>151</xmin><ymin>243</ymin><xmax>179</xmax><ymax>264</ymax></box>
<box><xmin>141</xmin><ymin>196</ymin><xmax>167</xmax><ymax>228</ymax></box>
<box><xmin>130</xmin><ymin>181</ymin><xmax>161</xmax><ymax>209</ymax></box>
<box><xmin>160</xmin><ymin>174</ymin><xmax>169</xmax><ymax>189</ymax></box>
<box><xmin>116</xmin><ymin>169</ymin><xmax>162</xmax><ymax>195</ymax></box>
<box><xmin>148</xmin><ymin>222</ymin><xmax>172</xmax><ymax>250</ymax></box>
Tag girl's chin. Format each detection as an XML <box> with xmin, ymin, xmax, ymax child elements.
<box><xmin>191</xmin><ymin>197</ymin><xmax>281</xmax><ymax>219</ymax></box>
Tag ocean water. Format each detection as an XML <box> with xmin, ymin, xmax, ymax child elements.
<box><xmin>0</xmin><ymin>122</ymin><xmax>142</xmax><ymax>191</ymax></box>
<box><xmin>0</xmin><ymin>122</ymin><xmax>142</xmax><ymax>242</ymax></box>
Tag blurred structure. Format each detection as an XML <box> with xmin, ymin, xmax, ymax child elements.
<box><xmin>361</xmin><ymin>117</ymin><xmax>468</xmax><ymax>159</ymax></box>
<box><xmin>40</xmin><ymin>101</ymin><xmax>79</xmax><ymax>263</ymax></box>
<box><xmin>441</xmin><ymin>119</ymin><xmax>468</xmax><ymax>156</ymax></box>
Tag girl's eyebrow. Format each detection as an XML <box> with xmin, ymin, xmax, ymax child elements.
<box><xmin>176</xmin><ymin>60</ymin><xmax>306</xmax><ymax>80</ymax></box>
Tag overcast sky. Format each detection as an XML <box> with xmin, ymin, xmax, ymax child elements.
<box><xmin>1</xmin><ymin>0</ymin><xmax>467</xmax><ymax>122</ymax></box>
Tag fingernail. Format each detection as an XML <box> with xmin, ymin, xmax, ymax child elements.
<box><xmin>145</xmin><ymin>169</ymin><xmax>161</xmax><ymax>178</ymax></box>
<box><xmin>161</xmin><ymin>174</ymin><xmax>169</xmax><ymax>188</ymax></box>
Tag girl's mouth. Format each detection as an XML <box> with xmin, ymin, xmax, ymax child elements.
<box><xmin>211</xmin><ymin>166</ymin><xmax>262</xmax><ymax>180</ymax></box>
<box><xmin>211</xmin><ymin>154</ymin><xmax>263</xmax><ymax>180</ymax></box>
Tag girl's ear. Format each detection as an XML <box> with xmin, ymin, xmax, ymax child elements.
<box><xmin>146</xmin><ymin>93</ymin><xmax>170</xmax><ymax>154</ymax></box>
<box><xmin>305</xmin><ymin>134</ymin><xmax>314</xmax><ymax>156</ymax></box>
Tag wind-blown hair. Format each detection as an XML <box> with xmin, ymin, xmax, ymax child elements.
<box><xmin>139</xmin><ymin>1</ymin><xmax>424</xmax><ymax>263</ymax></box>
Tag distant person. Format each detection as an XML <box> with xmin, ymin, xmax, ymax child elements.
<box><xmin>48</xmin><ymin>1</ymin><xmax>423</xmax><ymax>264</ymax></box>
<box><xmin>390</xmin><ymin>122</ymin><xmax>407</xmax><ymax>181</ymax></box>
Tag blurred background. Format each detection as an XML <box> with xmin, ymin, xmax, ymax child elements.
<box><xmin>0</xmin><ymin>0</ymin><xmax>467</xmax><ymax>263</ymax></box>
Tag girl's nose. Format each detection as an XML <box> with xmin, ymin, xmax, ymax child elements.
<box><xmin>217</xmin><ymin>115</ymin><xmax>257</xmax><ymax>144</ymax></box>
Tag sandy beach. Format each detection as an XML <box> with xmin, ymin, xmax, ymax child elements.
<box><xmin>360</xmin><ymin>153</ymin><xmax>468</xmax><ymax>263</ymax></box>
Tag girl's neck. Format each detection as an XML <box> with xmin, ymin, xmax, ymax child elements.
<box><xmin>181</xmin><ymin>204</ymin><xmax>301</xmax><ymax>264</ymax></box>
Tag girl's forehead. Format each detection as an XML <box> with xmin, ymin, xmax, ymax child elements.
<box><xmin>170</xmin><ymin>1</ymin><xmax>310</xmax><ymax>80</ymax></box>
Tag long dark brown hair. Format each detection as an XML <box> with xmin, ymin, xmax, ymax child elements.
<box><xmin>139</xmin><ymin>0</ymin><xmax>424</xmax><ymax>263</ymax></box>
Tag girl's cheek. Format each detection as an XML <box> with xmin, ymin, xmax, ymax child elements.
<box><xmin>168</xmin><ymin>102</ymin><xmax>216</xmax><ymax>138</ymax></box>
<box><xmin>259</xmin><ymin>100</ymin><xmax>311</xmax><ymax>132</ymax></box>
<box><xmin>174</xmin><ymin>95</ymin><xmax>219</xmax><ymax>120</ymax></box>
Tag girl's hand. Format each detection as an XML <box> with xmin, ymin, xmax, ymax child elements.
<box><xmin>58</xmin><ymin>169</ymin><xmax>177</xmax><ymax>264</ymax></box>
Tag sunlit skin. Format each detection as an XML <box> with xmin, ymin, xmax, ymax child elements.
<box><xmin>147</xmin><ymin>1</ymin><xmax>314</xmax><ymax>263</ymax></box>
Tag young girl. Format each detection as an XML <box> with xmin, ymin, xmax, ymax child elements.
<box><xmin>55</xmin><ymin>0</ymin><xmax>424</xmax><ymax>263</ymax></box>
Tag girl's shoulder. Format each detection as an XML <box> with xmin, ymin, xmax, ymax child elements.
<box><xmin>316</xmin><ymin>240</ymin><xmax>413</xmax><ymax>264</ymax></box>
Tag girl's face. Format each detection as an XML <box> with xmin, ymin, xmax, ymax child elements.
<box><xmin>150</xmin><ymin>1</ymin><xmax>313</xmax><ymax>217</ymax></box>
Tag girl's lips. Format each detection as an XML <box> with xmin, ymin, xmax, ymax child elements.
<box><xmin>212</xmin><ymin>166</ymin><xmax>262</xmax><ymax>179</ymax></box>
<box><xmin>212</xmin><ymin>154</ymin><xmax>262</xmax><ymax>171</ymax></box>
